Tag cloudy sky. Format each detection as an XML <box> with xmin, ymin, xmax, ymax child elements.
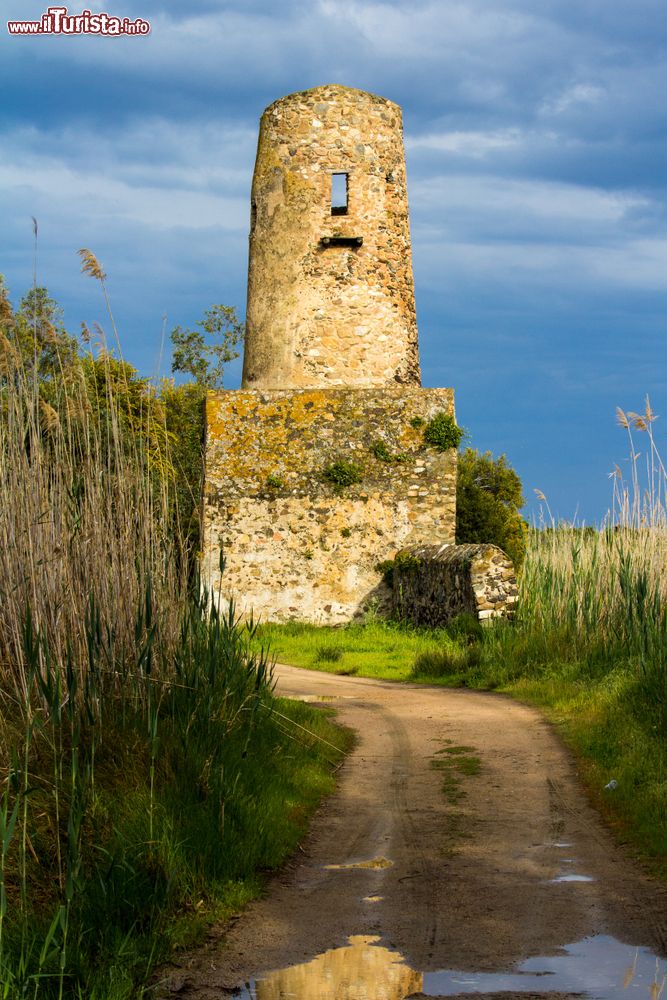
<box><xmin>3</xmin><ymin>0</ymin><xmax>667</xmax><ymax>522</ymax></box>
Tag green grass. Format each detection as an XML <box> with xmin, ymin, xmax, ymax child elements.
<box><xmin>431</xmin><ymin>743</ymin><xmax>481</xmax><ymax>804</ymax></box>
<box><xmin>253</xmin><ymin>620</ymin><xmax>458</xmax><ymax>680</ymax></box>
<box><xmin>493</xmin><ymin>658</ymin><xmax>667</xmax><ymax>875</ymax></box>
<box><xmin>153</xmin><ymin>694</ymin><xmax>353</xmax><ymax>962</ymax></box>
<box><xmin>314</xmin><ymin>644</ymin><xmax>344</xmax><ymax>664</ymax></box>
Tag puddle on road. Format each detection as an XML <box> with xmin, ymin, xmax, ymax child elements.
<box><xmin>324</xmin><ymin>857</ymin><xmax>394</xmax><ymax>871</ymax></box>
<box><xmin>290</xmin><ymin>694</ymin><xmax>341</xmax><ymax>703</ymax></box>
<box><xmin>232</xmin><ymin>935</ymin><xmax>421</xmax><ymax>1000</ymax></box>
<box><xmin>233</xmin><ymin>934</ymin><xmax>666</xmax><ymax>1000</ymax></box>
<box><xmin>362</xmin><ymin>895</ymin><xmax>383</xmax><ymax>903</ymax></box>
<box><xmin>551</xmin><ymin>874</ymin><xmax>595</xmax><ymax>883</ymax></box>
<box><xmin>548</xmin><ymin>857</ymin><xmax>595</xmax><ymax>883</ymax></box>
<box><xmin>424</xmin><ymin>935</ymin><xmax>666</xmax><ymax>999</ymax></box>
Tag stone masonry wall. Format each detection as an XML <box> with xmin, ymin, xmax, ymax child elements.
<box><xmin>391</xmin><ymin>543</ymin><xmax>518</xmax><ymax>627</ymax></box>
<box><xmin>242</xmin><ymin>85</ymin><xmax>420</xmax><ymax>390</ymax></box>
<box><xmin>203</xmin><ymin>387</ymin><xmax>456</xmax><ymax>623</ymax></box>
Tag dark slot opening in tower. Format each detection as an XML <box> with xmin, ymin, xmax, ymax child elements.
<box><xmin>331</xmin><ymin>173</ymin><xmax>348</xmax><ymax>215</ymax></box>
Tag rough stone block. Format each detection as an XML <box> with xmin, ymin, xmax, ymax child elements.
<box><xmin>391</xmin><ymin>542</ymin><xmax>518</xmax><ymax>627</ymax></box>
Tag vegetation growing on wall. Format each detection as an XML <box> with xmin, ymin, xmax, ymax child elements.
<box><xmin>423</xmin><ymin>412</ymin><xmax>464</xmax><ymax>451</ymax></box>
<box><xmin>322</xmin><ymin>458</ymin><xmax>364</xmax><ymax>489</ymax></box>
<box><xmin>370</xmin><ymin>439</ymin><xmax>408</xmax><ymax>463</ymax></box>
<box><xmin>266</xmin><ymin>473</ymin><xmax>286</xmax><ymax>489</ymax></box>
<box><xmin>375</xmin><ymin>551</ymin><xmax>420</xmax><ymax>587</ymax></box>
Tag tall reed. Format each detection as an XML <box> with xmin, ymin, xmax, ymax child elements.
<box><xmin>489</xmin><ymin>397</ymin><xmax>667</xmax><ymax>730</ymax></box>
<box><xmin>0</xmin><ymin>274</ymin><xmax>280</xmax><ymax>995</ymax></box>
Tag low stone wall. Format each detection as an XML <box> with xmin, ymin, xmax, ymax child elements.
<box><xmin>391</xmin><ymin>543</ymin><xmax>518</xmax><ymax>627</ymax></box>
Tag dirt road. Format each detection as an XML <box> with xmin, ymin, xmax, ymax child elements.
<box><xmin>167</xmin><ymin>665</ymin><xmax>667</xmax><ymax>999</ymax></box>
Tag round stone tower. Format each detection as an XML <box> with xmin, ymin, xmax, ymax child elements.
<box><xmin>242</xmin><ymin>84</ymin><xmax>421</xmax><ymax>390</ymax></box>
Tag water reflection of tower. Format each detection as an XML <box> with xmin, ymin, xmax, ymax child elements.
<box><xmin>254</xmin><ymin>935</ymin><xmax>423</xmax><ymax>1000</ymax></box>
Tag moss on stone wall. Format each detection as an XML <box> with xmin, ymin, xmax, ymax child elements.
<box><xmin>203</xmin><ymin>386</ymin><xmax>457</xmax><ymax>623</ymax></box>
<box><xmin>205</xmin><ymin>386</ymin><xmax>456</xmax><ymax>501</ymax></box>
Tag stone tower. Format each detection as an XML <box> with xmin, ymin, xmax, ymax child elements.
<box><xmin>203</xmin><ymin>86</ymin><xmax>457</xmax><ymax>624</ymax></box>
<box><xmin>243</xmin><ymin>85</ymin><xmax>420</xmax><ymax>389</ymax></box>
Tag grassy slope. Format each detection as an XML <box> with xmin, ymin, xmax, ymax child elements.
<box><xmin>255</xmin><ymin>620</ymin><xmax>446</xmax><ymax>680</ymax></box>
<box><xmin>501</xmin><ymin>668</ymin><xmax>667</xmax><ymax>877</ymax></box>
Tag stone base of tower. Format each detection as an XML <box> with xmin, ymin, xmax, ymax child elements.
<box><xmin>203</xmin><ymin>386</ymin><xmax>456</xmax><ymax>624</ymax></box>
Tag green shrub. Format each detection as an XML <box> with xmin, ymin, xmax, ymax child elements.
<box><xmin>322</xmin><ymin>459</ymin><xmax>364</xmax><ymax>489</ymax></box>
<box><xmin>161</xmin><ymin>381</ymin><xmax>206</xmax><ymax>558</ymax></box>
<box><xmin>266</xmin><ymin>473</ymin><xmax>285</xmax><ymax>489</ymax></box>
<box><xmin>456</xmin><ymin>448</ymin><xmax>527</xmax><ymax>569</ymax></box>
<box><xmin>375</xmin><ymin>551</ymin><xmax>420</xmax><ymax>587</ymax></box>
<box><xmin>375</xmin><ymin>558</ymin><xmax>395</xmax><ymax>582</ymax></box>
<box><xmin>370</xmin><ymin>440</ymin><xmax>408</xmax><ymax>464</ymax></box>
<box><xmin>371</xmin><ymin>440</ymin><xmax>394</xmax><ymax>462</ymax></box>
<box><xmin>412</xmin><ymin>643</ymin><xmax>482</xmax><ymax>678</ymax></box>
<box><xmin>447</xmin><ymin>612</ymin><xmax>484</xmax><ymax>645</ymax></box>
<box><xmin>314</xmin><ymin>645</ymin><xmax>343</xmax><ymax>664</ymax></box>
<box><xmin>423</xmin><ymin>412</ymin><xmax>463</xmax><ymax>451</ymax></box>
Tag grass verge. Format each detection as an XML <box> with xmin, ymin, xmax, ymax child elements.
<box><xmin>151</xmin><ymin>694</ymin><xmax>353</xmax><ymax>994</ymax></box>
<box><xmin>0</xmin><ymin>597</ymin><xmax>353</xmax><ymax>999</ymax></box>
<box><xmin>253</xmin><ymin>619</ymin><xmax>455</xmax><ymax>681</ymax></box>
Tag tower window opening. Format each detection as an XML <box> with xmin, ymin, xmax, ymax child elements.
<box><xmin>331</xmin><ymin>173</ymin><xmax>348</xmax><ymax>215</ymax></box>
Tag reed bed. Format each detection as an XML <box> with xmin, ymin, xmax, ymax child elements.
<box><xmin>0</xmin><ymin>279</ymin><xmax>348</xmax><ymax>997</ymax></box>
<box><xmin>502</xmin><ymin>401</ymin><xmax>667</xmax><ymax>725</ymax></box>
<box><xmin>518</xmin><ymin>525</ymin><xmax>666</xmax><ymax>660</ymax></box>
<box><xmin>0</xmin><ymin>359</ymin><xmax>178</xmax><ymax>706</ymax></box>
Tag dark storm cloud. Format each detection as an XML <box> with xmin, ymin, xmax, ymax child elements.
<box><xmin>3</xmin><ymin>0</ymin><xmax>667</xmax><ymax>518</ymax></box>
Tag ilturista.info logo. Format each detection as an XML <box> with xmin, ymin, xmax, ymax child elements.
<box><xmin>7</xmin><ymin>6</ymin><xmax>150</xmax><ymax>35</ymax></box>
